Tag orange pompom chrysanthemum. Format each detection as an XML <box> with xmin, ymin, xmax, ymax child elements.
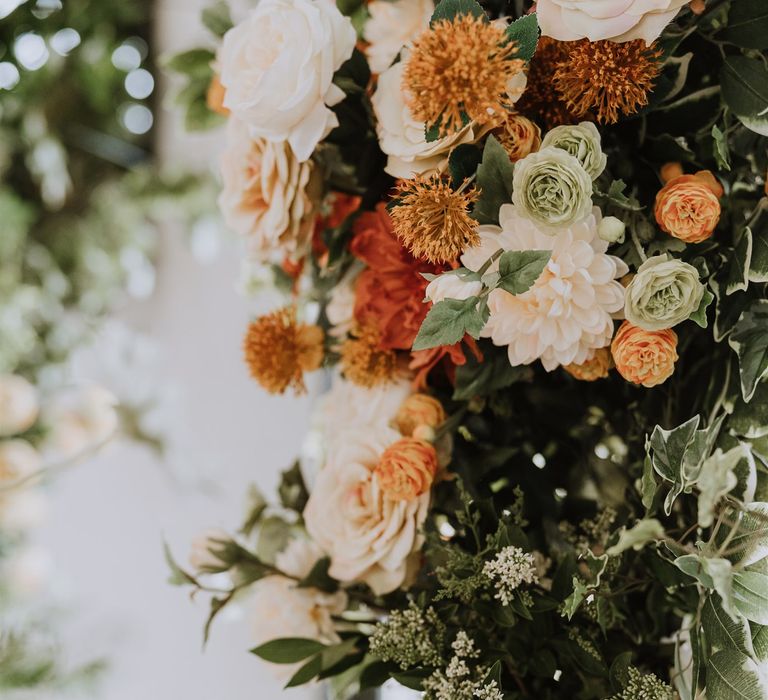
<box><xmin>340</xmin><ymin>324</ymin><xmax>399</xmax><ymax>388</ymax></box>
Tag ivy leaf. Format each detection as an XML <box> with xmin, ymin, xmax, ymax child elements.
<box><xmin>711</xmin><ymin>124</ymin><xmax>732</xmax><ymax>171</ymax></box>
<box><xmin>707</xmin><ymin>649</ymin><xmax>768</xmax><ymax>700</ymax></box>
<box><xmin>729</xmin><ymin>380</ymin><xmax>768</xmax><ymax>440</ymax></box>
<box><xmin>729</xmin><ymin>300</ymin><xmax>768</xmax><ymax>402</ymax></box>
<box><xmin>724</xmin><ymin>228</ymin><xmax>753</xmax><ymax>296</ymax></box>
<box><xmin>748</xmin><ymin>205</ymin><xmax>768</xmax><ymax>283</ymax></box>
<box><xmin>496</xmin><ymin>250</ymin><xmax>550</xmax><ymax>295</ymax></box>
<box><xmin>251</xmin><ymin>638</ymin><xmax>326</xmax><ymax>664</ymax></box>
<box><xmin>473</xmin><ymin>135</ymin><xmax>515</xmax><ymax>224</ymax></box>
<box><xmin>720</xmin><ymin>56</ymin><xmax>768</xmax><ymax>137</ymax></box>
<box><xmin>719</xmin><ymin>0</ymin><xmax>768</xmax><ymax>49</ymax></box>
<box><xmin>430</xmin><ymin>0</ymin><xmax>486</xmax><ymax>24</ymax></box>
<box><xmin>505</xmin><ymin>13</ymin><xmax>539</xmax><ymax>62</ymax></box>
<box><xmin>697</xmin><ymin>446</ymin><xmax>744</xmax><ymax>528</ymax></box>
<box><xmin>689</xmin><ymin>287</ymin><xmax>714</xmax><ymax>328</ymax></box>
<box><xmin>733</xmin><ymin>571</ymin><xmax>768</xmax><ymax>625</ymax></box>
<box><xmin>413</xmin><ymin>297</ymin><xmax>487</xmax><ymax>351</ymax></box>
<box><xmin>606</xmin><ymin>519</ymin><xmax>665</xmax><ymax>556</ymax></box>
<box><xmin>675</xmin><ymin>555</ymin><xmax>738</xmax><ymax>620</ymax></box>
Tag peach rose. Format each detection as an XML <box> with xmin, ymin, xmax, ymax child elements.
<box><xmin>395</xmin><ymin>394</ymin><xmax>446</xmax><ymax>437</ymax></box>
<box><xmin>493</xmin><ymin>114</ymin><xmax>542</xmax><ymax>162</ymax></box>
<box><xmin>375</xmin><ymin>437</ymin><xmax>438</xmax><ymax>501</ymax></box>
<box><xmin>654</xmin><ymin>170</ymin><xmax>722</xmax><ymax>244</ymax></box>
<box><xmin>611</xmin><ymin>321</ymin><xmax>678</xmax><ymax>388</ymax></box>
<box><xmin>563</xmin><ymin>347</ymin><xmax>613</xmax><ymax>381</ymax></box>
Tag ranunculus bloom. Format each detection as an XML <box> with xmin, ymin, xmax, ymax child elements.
<box><xmin>493</xmin><ymin>113</ymin><xmax>542</xmax><ymax>162</ymax></box>
<box><xmin>363</xmin><ymin>0</ymin><xmax>432</xmax><ymax>74</ymax></box>
<box><xmin>304</xmin><ymin>430</ymin><xmax>429</xmax><ymax>594</ymax></box>
<box><xmin>624</xmin><ymin>255</ymin><xmax>705</xmax><ymax>330</ymax></box>
<box><xmin>219</xmin><ymin>0</ymin><xmax>356</xmax><ymax>162</ymax></box>
<box><xmin>611</xmin><ymin>321</ymin><xmax>678</xmax><ymax>387</ymax></box>
<box><xmin>512</xmin><ymin>146</ymin><xmax>593</xmax><ymax>232</ymax></box>
<box><xmin>538</xmin><ymin>0</ymin><xmax>689</xmax><ymax>44</ymax></box>
<box><xmin>0</xmin><ymin>374</ymin><xmax>39</xmax><ymax>438</ymax></box>
<box><xmin>219</xmin><ymin>119</ymin><xmax>318</xmax><ymax>262</ymax></box>
<box><xmin>375</xmin><ymin>437</ymin><xmax>438</xmax><ymax>500</ymax></box>
<box><xmin>540</xmin><ymin>121</ymin><xmax>607</xmax><ymax>180</ymax></box>
<box><xmin>395</xmin><ymin>393</ymin><xmax>446</xmax><ymax>437</ymax></box>
<box><xmin>463</xmin><ymin>205</ymin><xmax>628</xmax><ymax>370</ymax></box>
<box><xmin>351</xmin><ymin>204</ymin><xmax>442</xmax><ymax>350</ymax></box>
<box><xmin>563</xmin><ymin>346</ymin><xmax>613</xmax><ymax>381</ymax></box>
<box><xmin>371</xmin><ymin>60</ymin><xmax>479</xmax><ymax>179</ymax></box>
<box><xmin>654</xmin><ymin>171</ymin><xmax>722</xmax><ymax>244</ymax></box>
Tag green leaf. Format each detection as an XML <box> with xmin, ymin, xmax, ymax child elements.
<box><xmin>712</xmin><ymin>124</ymin><xmax>732</xmax><ymax>171</ymax></box>
<box><xmin>733</xmin><ymin>571</ymin><xmax>768</xmax><ymax>624</ymax></box>
<box><xmin>725</xmin><ymin>228</ymin><xmax>753</xmax><ymax>296</ymax></box>
<box><xmin>163</xmin><ymin>541</ymin><xmax>198</xmax><ymax>587</ymax></box>
<box><xmin>707</xmin><ymin>649</ymin><xmax>768</xmax><ymax>700</ymax></box>
<box><xmin>720</xmin><ymin>0</ymin><xmax>768</xmax><ymax>49</ymax></box>
<box><xmin>697</xmin><ymin>446</ymin><xmax>744</xmax><ymax>527</ymax></box>
<box><xmin>606</xmin><ymin>519</ymin><xmax>665</xmax><ymax>556</ymax></box>
<box><xmin>297</xmin><ymin>556</ymin><xmax>338</xmax><ymax>593</ymax></box>
<box><xmin>690</xmin><ymin>287</ymin><xmax>714</xmax><ymax>328</ymax></box>
<box><xmin>675</xmin><ymin>555</ymin><xmax>737</xmax><ymax>620</ymax></box>
<box><xmin>165</xmin><ymin>48</ymin><xmax>216</xmax><ymax>79</ymax></box>
<box><xmin>649</xmin><ymin>415</ymin><xmax>699</xmax><ymax>510</ymax></box>
<box><xmin>333</xmin><ymin>48</ymin><xmax>371</xmax><ymax>96</ymax></box>
<box><xmin>448</xmin><ymin>144</ymin><xmax>482</xmax><ymax>185</ymax></box>
<box><xmin>201</xmin><ymin>1</ymin><xmax>233</xmax><ymax>37</ymax></box>
<box><xmin>505</xmin><ymin>12</ymin><xmax>539</xmax><ymax>61</ymax></box>
<box><xmin>729</xmin><ymin>381</ymin><xmax>768</xmax><ymax>439</ymax></box>
<box><xmin>284</xmin><ymin>654</ymin><xmax>323</xmax><ymax>688</ymax></box>
<box><xmin>496</xmin><ymin>250</ymin><xmax>550</xmax><ymax>295</ymax></box>
<box><xmin>430</xmin><ymin>0</ymin><xmax>486</xmax><ymax>24</ymax></box>
<box><xmin>720</xmin><ymin>56</ymin><xmax>768</xmax><ymax>137</ymax></box>
<box><xmin>452</xmin><ymin>349</ymin><xmax>531</xmax><ymax>400</ymax></box>
<box><xmin>609</xmin><ymin>651</ymin><xmax>633</xmax><ymax>692</ymax></box>
<box><xmin>251</xmin><ymin>638</ymin><xmax>327</xmax><ymax>664</ymax></box>
<box><xmin>726</xmin><ymin>502</ymin><xmax>768</xmax><ymax>567</ymax></box>
<box><xmin>473</xmin><ymin>135</ymin><xmax>515</xmax><ymax>225</ymax></box>
<box><xmin>594</xmin><ymin>179</ymin><xmax>643</xmax><ymax>211</ymax></box>
<box><xmin>702</xmin><ymin>595</ymin><xmax>756</xmax><ymax>658</ymax></box>
<box><xmin>412</xmin><ymin>297</ymin><xmax>486</xmax><ymax>351</ymax></box>
<box><xmin>749</xmin><ymin>221</ymin><xmax>768</xmax><ymax>284</ymax></box>
<box><xmin>752</xmin><ymin>624</ymin><xmax>768</xmax><ymax>661</ymax></box>
<box><xmin>729</xmin><ymin>300</ymin><xmax>768</xmax><ymax>402</ymax></box>
<box><xmin>641</xmin><ymin>456</ymin><xmax>658</xmax><ymax>512</ymax></box>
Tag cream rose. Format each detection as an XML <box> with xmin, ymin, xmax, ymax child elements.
<box><xmin>304</xmin><ymin>430</ymin><xmax>429</xmax><ymax>594</ymax></box>
<box><xmin>425</xmin><ymin>272</ymin><xmax>483</xmax><ymax>304</ymax></box>
<box><xmin>219</xmin><ymin>0</ymin><xmax>356</xmax><ymax>162</ymax></box>
<box><xmin>537</xmin><ymin>0</ymin><xmax>689</xmax><ymax>44</ymax></box>
<box><xmin>372</xmin><ymin>60</ymin><xmax>478</xmax><ymax>179</ymax></box>
<box><xmin>0</xmin><ymin>374</ymin><xmax>39</xmax><ymax>437</ymax></box>
<box><xmin>219</xmin><ymin>119</ymin><xmax>317</xmax><ymax>262</ymax></box>
<box><xmin>363</xmin><ymin>0</ymin><xmax>432</xmax><ymax>74</ymax></box>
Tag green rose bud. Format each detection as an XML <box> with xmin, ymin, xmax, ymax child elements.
<box><xmin>540</xmin><ymin>121</ymin><xmax>607</xmax><ymax>180</ymax></box>
<box><xmin>512</xmin><ymin>147</ymin><xmax>593</xmax><ymax>233</ymax></box>
<box><xmin>624</xmin><ymin>255</ymin><xmax>705</xmax><ymax>330</ymax></box>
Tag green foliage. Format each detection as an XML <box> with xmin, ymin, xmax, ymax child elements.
<box><xmin>430</xmin><ymin>0</ymin><xmax>487</xmax><ymax>25</ymax></box>
<box><xmin>412</xmin><ymin>297</ymin><xmax>487</xmax><ymax>351</ymax></box>
<box><xmin>495</xmin><ymin>250</ymin><xmax>550</xmax><ymax>295</ymax></box>
<box><xmin>473</xmin><ymin>135</ymin><xmax>515</xmax><ymax>224</ymax></box>
<box><xmin>504</xmin><ymin>13</ymin><xmax>538</xmax><ymax>62</ymax></box>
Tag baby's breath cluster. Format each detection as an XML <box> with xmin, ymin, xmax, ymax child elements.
<box><xmin>423</xmin><ymin>632</ymin><xmax>497</xmax><ymax>700</ymax></box>
<box><xmin>482</xmin><ymin>546</ymin><xmax>539</xmax><ymax>605</ymax></box>
<box><xmin>369</xmin><ymin>603</ymin><xmax>445</xmax><ymax>669</ymax></box>
<box><xmin>611</xmin><ymin>667</ymin><xmax>674</xmax><ymax>700</ymax></box>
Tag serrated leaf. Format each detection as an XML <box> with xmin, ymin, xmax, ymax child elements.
<box><xmin>505</xmin><ymin>12</ymin><xmax>538</xmax><ymax>61</ymax></box>
<box><xmin>729</xmin><ymin>300</ymin><xmax>768</xmax><ymax>402</ymax></box>
<box><xmin>702</xmin><ymin>595</ymin><xmax>756</xmax><ymax>658</ymax></box>
<box><xmin>721</xmin><ymin>56</ymin><xmax>768</xmax><ymax>137</ymax></box>
<box><xmin>473</xmin><ymin>135</ymin><xmax>515</xmax><ymax>224</ymax></box>
<box><xmin>707</xmin><ymin>649</ymin><xmax>768</xmax><ymax>700</ymax></box>
<box><xmin>430</xmin><ymin>0</ymin><xmax>486</xmax><ymax>24</ymax></box>
<box><xmin>412</xmin><ymin>297</ymin><xmax>486</xmax><ymax>351</ymax></box>
<box><xmin>733</xmin><ymin>571</ymin><xmax>768</xmax><ymax>624</ymax></box>
<box><xmin>251</xmin><ymin>638</ymin><xmax>326</xmax><ymax>664</ymax></box>
<box><xmin>496</xmin><ymin>250</ymin><xmax>550</xmax><ymax>295</ymax></box>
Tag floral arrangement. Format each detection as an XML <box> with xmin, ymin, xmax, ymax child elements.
<box><xmin>169</xmin><ymin>0</ymin><xmax>768</xmax><ymax>698</ymax></box>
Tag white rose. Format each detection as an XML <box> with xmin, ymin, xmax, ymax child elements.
<box><xmin>0</xmin><ymin>374</ymin><xmax>39</xmax><ymax>437</ymax></box>
<box><xmin>188</xmin><ymin>528</ymin><xmax>231</xmax><ymax>573</ymax></box>
<box><xmin>425</xmin><ymin>273</ymin><xmax>483</xmax><ymax>303</ymax></box>
<box><xmin>219</xmin><ymin>0</ymin><xmax>356</xmax><ymax>162</ymax></box>
<box><xmin>325</xmin><ymin>265</ymin><xmax>361</xmax><ymax>338</ymax></box>
<box><xmin>363</xmin><ymin>0</ymin><xmax>432</xmax><ymax>74</ymax></box>
<box><xmin>537</xmin><ymin>0</ymin><xmax>689</xmax><ymax>44</ymax></box>
<box><xmin>219</xmin><ymin>119</ymin><xmax>318</xmax><ymax>262</ymax></box>
<box><xmin>304</xmin><ymin>430</ymin><xmax>429</xmax><ymax>594</ymax></box>
<box><xmin>0</xmin><ymin>439</ymin><xmax>41</xmax><ymax>485</ymax></box>
<box><xmin>372</xmin><ymin>60</ymin><xmax>479</xmax><ymax>179</ymax></box>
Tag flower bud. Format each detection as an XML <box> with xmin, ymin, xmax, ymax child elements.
<box><xmin>598</xmin><ymin>216</ymin><xmax>626</xmax><ymax>243</ymax></box>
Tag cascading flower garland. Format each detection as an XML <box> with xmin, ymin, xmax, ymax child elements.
<box><xmin>167</xmin><ymin>1</ymin><xmax>768</xmax><ymax>698</ymax></box>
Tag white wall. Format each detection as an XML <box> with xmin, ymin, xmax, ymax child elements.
<box><xmin>26</xmin><ymin>0</ymin><xmax>321</xmax><ymax>697</ymax></box>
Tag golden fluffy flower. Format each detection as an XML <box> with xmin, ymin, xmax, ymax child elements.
<box><xmin>493</xmin><ymin>113</ymin><xmax>542</xmax><ymax>162</ymax></box>
<box><xmin>374</xmin><ymin>437</ymin><xmax>438</xmax><ymax>501</ymax></box>
<box><xmin>390</xmin><ymin>175</ymin><xmax>479</xmax><ymax>264</ymax></box>
<box><xmin>611</xmin><ymin>321</ymin><xmax>678</xmax><ymax>388</ymax></box>
<box><xmin>554</xmin><ymin>39</ymin><xmax>663</xmax><ymax>124</ymax></box>
<box><xmin>402</xmin><ymin>14</ymin><xmax>525</xmax><ymax>137</ymax></box>
<box><xmin>340</xmin><ymin>324</ymin><xmax>399</xmax><ymax>388</ymax></box>
<box><xmin>654</xmin><ymin>170</ymin><xmax>722</xmax><ymax>243</ymax></box>
<box><xmin>243</xmin><ymin>308</ymin><xmax>324</xmax><ymax>394</ymax></box>
<box><xmin>563</xmin><ymin>347</ymin><xmax>613</xmax><ymax>381</ymax></box>
<box><xmin>395</xmin><ymin>393</ymin><xmax>446</xmax><ymax>437</ymax></box>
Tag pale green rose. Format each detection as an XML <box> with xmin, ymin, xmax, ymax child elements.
<box><xmin>512</xmin><ymin>147</ymin><xmax>593</xmax><ymax>233</ymax></box>
<box><xmin>624</xmin><ymin>255</ymin><xmax>705</xmax><ymax>330</ymax></box>
<box><xmin>540</xmin><ymin>122</ymin><xmax>607</xmax><ymax>180</ymax></box>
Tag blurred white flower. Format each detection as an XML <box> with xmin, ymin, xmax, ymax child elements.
<box><xmin>363</xmin><ymin>0</ymin><xmax>432</xmax><ymax>74</ymax></box>
<box><xmin>0</xmin><ymin>489</ymin><xmax>49</xmax><ymax>531</ymax></box>
<box><xmin>0</xmin><ymin>438</ymin><xmax>41</xmax><ymax>485</ymax></box>
<box><xmin>188</xmin><ymin>528</ymin><xmax>231</xmax><ymax>573</ymax></box>
<box><xmin>0</xmin><ymin>374</ymin><xmax>39</xmax><ymax>437</ymax></box>
<box><xmin>325</xmin><ymin>265</ymin><xmax>361</xmax><ymax>338</ymax></box>
<box><xmin>4</xmin><ymin>545</ymin><xmax>53</xmax><ymax>598</ymax></box>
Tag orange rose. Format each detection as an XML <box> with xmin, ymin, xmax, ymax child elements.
<box><xmin>494</xmin><ymin>114</ymin><xmax>542</xmax><ymax>162</ymax></box>
<box><xmin>374</xmin><ymin>438</ymin><xmax>438</xmax><ymax>501</ymax></box>
<box><xmin>654</xmin><ymin>170</ymin><xmax>722</xmax><ymax>243</ymax></box>
<box><xmin>395</xmin><ymin>394</ymin><xmax>446</xmax><ymax>437</ymax></box>
<box><xmin>564</xmin><ymin>347</ymin><xmax>613</xmax><ymax>381</ymax></box>
<box><xmin>611</xmin><ymin>321</ymin><xmax>678</xmax><ymax>388</ymax></box>
<box><xmin>206</xmin><ymin>74</ymin><xmax>229</xmax><ymax>116</ymax></box>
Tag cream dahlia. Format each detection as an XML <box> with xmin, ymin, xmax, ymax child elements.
<box><xmin>363</xmin><ymin>0</ymin><xmax>432</xmax><ymax>74</ymax></box>
<box><xmin>463</xmin><ymin>205</ymin><xmax>628</xmax><ymax>370</ymax></box>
